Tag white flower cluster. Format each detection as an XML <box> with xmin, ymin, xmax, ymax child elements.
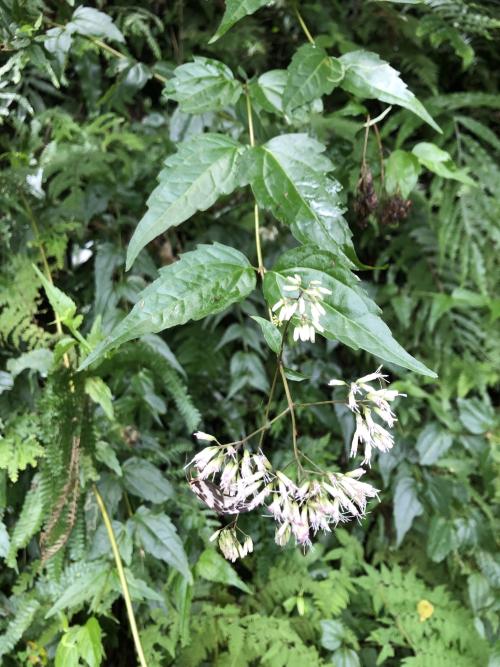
<box><xmin>210</xmin><ymin>527</ymin><xmax>253</xmax><ymax>562</ymax></box>
<box><xmin>269</xmin><ymin>469</ymin><xmax>378</xmax><ymax>549</ymax></box>
<box><xmin>329</xmin><ymin>367</ymin><xmax>406</xmax><ymax>465</ymax></box>
<box><xmin>188</xmin><ymin>434</ymin><xmax>379</xmax><ymax>560</ymax></box>
<box><xmin>187</xmin><ymin>443</ymin><xmax>273</xmax><ymax>514</ymax></box>
<box><xmin>272</xmin><ymin>274</ymin><xmax>331</xmax><ymax>343</ymax></box>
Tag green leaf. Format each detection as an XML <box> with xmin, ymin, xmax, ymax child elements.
<box><xmin>76</xmin><ymin>618</ymin><xmax>104</xmax><ymax>667</ymax></box>
<box><xmin>457</xmin><ymin>398</ymin><xmax>496</xmax><ymax>434</ymax></box>
<box><xmin>84</xmin><ymin>377</ymin><xmax>114</xmax><ymax>420</ymax></box>
<box><xmin>283</xmin><ymin>44</ymin><xmax>344</xmax><ymax>111</ymax></box>
<box><xmin>263</xmin><ymin>246</ymin><xmax>436</xmax><ymax>377</ymax></box>
<box><xmin>339</xmin><ymin>50</ymin><xmax>441</xmax><ymax>132</ymax></box>
<box><xmin>80</xmin><ymin>243</ymin><xmax>256</xmax><ymax>369</ymax></box>
<box><xmin>0</xmin><ymin>519</ymin><xmax>10</xmax><ymax>559</ymax></box>
<box><xmin>6</xmin><ymin>349</ymin><xmax>53</xmax><ymax>378</ymax></box>
<box><xmin>164</xmin><ymin>57</ymin><xmax>243</xmax><ymax>113</ymax></box>
<box><xmin>196</xmin><ymin>548</ymin><xmax>252</xmax><ymax>593</ymax></box>
<box><xmin>320</xmin><ymin>619</ymin><xmax>344</xmax><ymax>651</ymax></box>
<box><xmin>332</xmin><ymin>647</ymin><xmax>361</xmax><ymax>667</ymax></box>
<box><xmin>248</xmin><ymin>134</ymin><xmax>353</xmax><ymax>258</ymax></box>
<box><xmin>210</xmin><ymin>0</ymin><xmax>272</xmax><ymax>42</ymax></box>
<box><xmin>46</xmin><ymin>562</ymin><xmax>112</xmax><ymax>617</ymax></box>
<box><xmin>412</xmin><ymin>142</ymin><xmax>476</xmax><ymax>185</ymax></box>
<box><xmin>427</xmin><ymin>517</ymin><xmax>456</xmax><ymax>562</ymax></box>
<box><xmin>133</xmin><ymin>506</ymin><xmax>192</xmax><ymax>582</ymax></box>
<box><xmin>249</xmin><ymin>70</ymin><xmax>287</xmax><ymax>115</ymax></box>
<box><xmin>416</xmin><ymin>423</ymin><xmax>453</xmax><ymax>465</ymax></box>
<box><xmin>251</xmin><ymin>316</ymin><xmax>281</xmax><ymax>354</ymax></box>
<box><xmin>33</xmin><ymin>265</ymin><xmax>77</xmax><ymax>327</ymax></box>
<box><xmin>126</xmin><ymin>134</ymin><xmax>248</xmax><ymax>268</ymax></box>
<box><xmin>71</xmin><ymin>6</ymin><xmax>124</xmax><ymax>43</ymax></box>
<box><xmin>393</xmin><ymin>476</ymin><xmax>423</xmax><ymax>546</ymax></box>
<box><xmin>6</xmin><ymin>476</ymin><xmax>44</xmax><ymax>568</ymax></box>
<box><xmin>122</xmin><ymin>457</ymin><xmax>173</xmax><ymax>504</ymax></box>
<box><xmin>385</xmin><ymin>150</ymin><xmax>421</xmax><ymax>198</ymax></box>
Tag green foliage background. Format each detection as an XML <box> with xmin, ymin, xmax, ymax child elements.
<box><xmin>0</xmin><ymin>0</ymin><xmax>499</xmax><ymax>665</ymax></box>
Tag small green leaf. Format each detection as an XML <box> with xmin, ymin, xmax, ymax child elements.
<box><xmin>283</xmin><ymin>44</ymin><xmax>344</xmax><ymax>111</ymax></box>
<box><xmin>339</xmin><ymin>50</ymin><xmax>441</xmax><ymax>132</ymax></box>
<box><xmin>251</xmin><ymin>316</ymin><xmax>281</xmax><ymax>354</ymax></box>
<box><xmin>331</xmin><ymin>647</ymin><xmax>361</xmax><ymax>667</ymax></box>
<box><xmin>385</xmin><ymin>150</ymin><xmax>421</xmax><ymax>198</ymax></box>
<box><xmin>6</xmin><ymin>349</ymin><xmax>53</xmax><ymax>378</ymax></box>
<box><xmin>416</xmin><ymin>423</ymin><xmax>453</xmax><ymax>465</ymax></box>
<box><xmin>164</xmin><ymin>57</ymin><xmax>243</xmax><ymax>113</ymax></box>
<box><xmin>33</xmin><ymin>265</ymin><xmax>77</xmax><ymax>327</ymax></box>
<box><xmin>196</xmin><ymin>548</ymin><xmax>252</xmax><ymax>593</ymax></box>
<box><xmin>427</xmin><ymin>517</ymin><xmax>456</xmax><ymax>562</ymax></box>
<box><xmin>75</xmin><ymin>618</ymin><xmax>104</xmax><ymax>667</ymax></box>
<box><xmin>71</xmin><ymin>6</ymin><xmax>124</xmax><ymax>42</ymax></box>
<box><xmin>457</xmin><ymin>397</ymin><xmax>496</xmax><ymax>434</ymax></box>
<box><xmin>393</xmin><ymin>476</ymin><xmax>423</xmax><ymax>546</ymax></box>
<box><xmin>249</xmin><ymin>70</ymin><xmax>287</xmax><ymax>115</ymax></box>
<box><xmin>210</xmin><ymin>0</ymin><xmax>273</xmax><ymax>42</ymax></box>
<box><xmin>85</xmin><ymin>377</ymin><xmax>114</xmax><ymax>420</ymax></box>
<box><xmin>80</xmin><ymin>244</ymin><xmax>256</xmax><ymax>369</ymax></box>
<box><xmin>412</xmin><ymin>142</ymin><xmax>476</xmax><ymax>185</ymax></box>
<box><xmin>264</xmin><ymin>246</ymin><xmax>436</xmax><ymax>377</ymax></box>
<box><xmin>133</xmin><ymin>506</ymin><xmax>192</xmax><ymax>582</ymax></box>
<box><xmin>126</xmin><ymin>134</ymin><xmax>248</xmax><ymax>268</ymax></box>
<box><xmin>122</xmin><ymin>457</ymin><xmax>173</xmax><ymax>504</ymax></box>
<box><xmin>320</xmin><ymin>619</ymin><xmax>344</xmax><ymax>651</ymax></box>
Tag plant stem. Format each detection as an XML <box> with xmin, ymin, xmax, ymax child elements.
<box><xmin>245</xmin><ymin>92</ymin><xmax>265</xmax><ymax>277</ymax></box>
<box><xmin>90</xmin><ymin>37</ymin><xmax>167</xmax><ymax>83</ymax></box>
<box><xmin>279</xmin><ymin>365</ymin><xmax>303</xmax><ymax>478</ymax></box>
<box><xmin>294</xmin><ymin>6</ymin><xmax>315</xmax><ymax>45</ymax></box>
<box><xmin>226</xmin><ymin>407</ymin><xmax>291</xmax><ymax>447</ymax></box>
<box><xmin>93</xmin><ymin>485</ymin><xmax>148</xmax><ymax>667</ymax></box>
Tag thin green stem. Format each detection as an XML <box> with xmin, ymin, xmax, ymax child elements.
<box><xmin>279</xmin><ymin>365</ymin><xmax>303</xmax><ymax>478</ymax></box>
<box><xmin>89</xmin><ymin>37</ymin><xmax>167</xmax><ymax>83</ymax></box>
<box><xmin>294</xmin><ymin>6</ymin><xmax>315</xmax><ymax>45</ymax></box>
<box><xmin>226</xmin><ymin>407</ymin><xmax>291</xmax><ymax>447</ymax></box>
<box><xmin>296</xmin><ymin>399</ymin><xmax>344</xmax><ymax>408</ymax></box>
<box><xmin>93</xmin><ymin>485</ymin><xmax>148</xmax><ymax>667</ymax></box>
<box><xmin>245</xmin><ymin>91</ymin><xmax>265</xmax><ymax>276</ymax></box>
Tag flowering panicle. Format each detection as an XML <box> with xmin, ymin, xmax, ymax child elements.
<box><xmin>271</xmin><ymin>274</ymin><xmax>331</xmax><ymax>343</ymax></box>
<box><xmin>329</xmin><ymin>367</ymin><xmax>406</xmax><ymax>465</ymax></box>
<box><xmin>267</xmin><ymin>469</ymin><xmax>378</xmax><ymax>549</ymax></box>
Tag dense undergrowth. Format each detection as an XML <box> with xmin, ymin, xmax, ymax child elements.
<box><xmin>0</xmin><ymin>1</ymin><xmax>499</xmax><ymax>665</ymax></box>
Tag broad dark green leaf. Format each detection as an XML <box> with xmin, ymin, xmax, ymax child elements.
<box><xmin>210</xmin><ymin>0</ymin><xmax>273</xmax><ymax>42</ymax></box>
<box><xmin>126</xmin><ymin>134</ymin><xmax>248</xmax><ymax>268</ymax></box>
<box><xmin>80</xmin><ymin>243</ymin><xmax>256</xmax><ymax>369</ymax></box>
<box><xmin>122</xmin><ymin>457</ymin><xmax>173</xmax><ymax>503</ymax></box>
<box><xmin>133</xmin><ymin>506</ymin><xmax>192</xmax><ymax>582</ymax></box>
<box><xmin>339</xmin><ymin>50</ymin><xmax>441</xmax><ymax>132</ymax></box>
<box><xmin>263</xmin><ymin>246</ymin><xmax>437</xmax><ymax>377</ymax></box>
<box><xmin>164</xmin><ymin>57</ymin><xmax>243</xmax><ymax>113</ymax></box>
<box><xmin>196</xmin><ymin>548</ymin><xmax>252</xmax><ymax>593</ymax></box>
<box><xmin>427</xmin><ymin>517</ymin><xmax>456</xmax><ymax>562</ymax></box>
<box><xmin>416</xmin><ymin>423</ymin><xmax>453</xmax><ymax>465</ymax></box>
<box><xmin>283</xmin><ymin>45</ymin><xmax>344</xmax><ymax>111</ymax></box>
<box><xmin>248</xmin><ymin>134</ymin><xmax>353</xmax><ymax>258</ymax></box>
<box><xmin>393</xmin><ymin>476</ymin><xmax>423</xmax><ymax>546</ymax></box>
<box><xmin>84</xmin><ymin>377</ymin><xmax>114</xmax><ymax>420</ymax></box>
<box><xmin>331</xmin><ymin>647</ymin><xmax>361</xmax><ymax>667</ymax></box>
